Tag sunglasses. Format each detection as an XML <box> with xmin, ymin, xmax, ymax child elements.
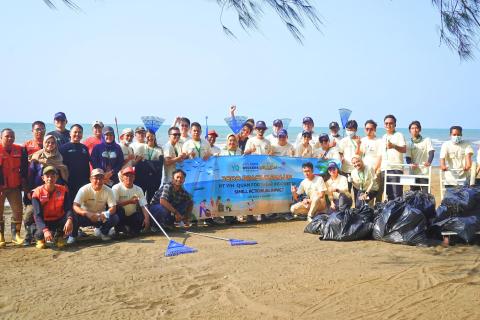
<box><xmin>170</xmin><ymin>133</ymin><xmax>181</xmax><ymax>137</ymax></box>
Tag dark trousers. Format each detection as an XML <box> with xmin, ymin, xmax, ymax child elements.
<box><xmin>148</xmin><ymin>202</ymin><xmax>190</xmax><ymax>226</ymax></box>
<box><xmin>116</xmin><ymin>207</ymin><xmax>144</xmax><ymax>235</ymax></box>
<box><xmin>353</xmin><ymin>188</ymin><xmax>378</xmax><ymax>208</ymax></box>
<box><xmin>329</xmin><ymin>193</ymin><xmax>353</xmax><ymax>213</ymax></box>
<box><xmin>35</xmin><ymin>215</ymin><xmax>70</xmax><ymax>240</ymax></box>
<box><xmin>72</xmin><ymin>214</ymin><xmax>119</xmax><ymax>237</ymax></box>
<box><xmin>410</xmin><ymin>178</ymin><xmax>429</xmax><ymax>193</ymax></box>
<box><xmin>382</xmin><ymin>170</ymin><xmax>403</xmax><ymax>201</ymax></box>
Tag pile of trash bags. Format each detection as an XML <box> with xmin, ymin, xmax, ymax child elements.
<box><xmin>305</xmin><ymin>188</ymin><xmax>480</xmax><ymax>246</ymax></box>
<box><xmin>432</xmin><ymin>186</ymin><xmax>480</xmax><ymax>243</ymax></box>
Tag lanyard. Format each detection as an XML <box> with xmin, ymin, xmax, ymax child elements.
<box><xmin>358</xmin><ymin>170</ymin><xmax>365</xmax><ymax>191</ymax></box>
<box><xmin>194</xmin><ymin>142</ymin><xmax>201</xmax><ymax>157</ymax></box>
<box><xmin>228</xmin><ymin>150</ymin><xmax>236</xmax><ymax>156</ymax></box>
<box><xmin>146</xmin><ymin>147</ymin><xmax>155</xmax><ymax>160</ymax></box>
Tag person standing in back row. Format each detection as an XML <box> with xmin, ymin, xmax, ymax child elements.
<box><xmin>47</xmin><ymin>112</ymin><xmax>70</xmax><ymax>147</ymax></box>
<box><xmin>406</xmin><ymin>121</ymin><xmax>434</xmax><ymax>192</ymax></box>
<box><xmin>378</xmin><ymin>115</ymin><xmax>406</xmax><ymax>201</ymax></box>
<box><xmin>84</xmin><ymin>121</ymin><xmax>104</xmax><ymax>155</ymax></box>
<box><xmin>440</xmin><ymin>125</ymin><xmax>474</xmax><ymax>186</ymax></box>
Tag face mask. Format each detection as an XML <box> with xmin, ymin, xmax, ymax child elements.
<box><xmin>346</xmin><ymin>130</ymin><xmax>355</xmax><ymax>137</ymax></box>
<box><xmin>451</xmin><ymin>136</ymin><xmax>462</xmax><ymax>144</ymax></box>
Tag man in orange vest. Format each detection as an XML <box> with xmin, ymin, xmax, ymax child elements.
<box><xmin>0</xmin><ymin>128</ymin><xmax>28</xmax><ymax>247</ymax></box>
<box><xmin>32</xmin><ymin>166</ymin><xmax>74</xmax><ymax>249</ymax></box>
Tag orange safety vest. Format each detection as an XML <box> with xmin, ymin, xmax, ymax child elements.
<box><xmin>24</xmin><ymin>139</ymin><xmax>42</xmax><ymax>157</ymax></box>
<box><xmin>0</xmin><ymin>144</ymin><xmax>23</xmax><ymax>189</ymax></box>
<box><xmin>32</xmin><ymin>184</ymin><xmax>68</xmax><ymax>221</ymax></box>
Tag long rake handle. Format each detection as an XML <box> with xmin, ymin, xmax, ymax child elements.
<box><xmin>185</xmin><ymin>230</ymin><xmax>230</xmax><ymax>241</ymax></box>
<box><xmin>144</xmin><ymin>206</ymin><xmax>171</xmax><ymax>241</ymax></box>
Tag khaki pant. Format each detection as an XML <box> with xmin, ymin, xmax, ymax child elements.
<box><xmin>0</xmin><ymin>188</ymin><xmax>23</xmax><ymax>223</ymax></box>
<box><xmin>290</xmin><ymin>194</ymin><xmax>326</xmax><ymax>218</ymax></box>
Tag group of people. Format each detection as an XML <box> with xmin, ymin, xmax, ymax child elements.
<box><xmin>0</xmin><ymin>108</ymin><xmax>477</xmax><ymax>248</ymax></box>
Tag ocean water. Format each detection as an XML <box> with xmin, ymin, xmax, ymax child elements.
<box><xmin>2</xmin><ymin>122</ymin><xmax>480</xmax><ymax>166</ymax></box>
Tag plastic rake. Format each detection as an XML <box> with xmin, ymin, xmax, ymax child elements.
<box><xmin>338</xmin><ymin>108</ymin><xmax>352</xmax><ymax>129</ymax></box>
<box><xmin>224</xmin><ymin>115</ymin><xmax>248</xmax><ymax>134</ymax></box>
<box><xmin>144</xmin><ymin>207</ymin><xmax>197</xmax><ymax>257</ymax></box>
<box><xmin>185</xmin><ymin>231</ymin><xmax>257</xmax><ymax>246</ymax></box>
<box><xmin>141</xmin><ymin>116</ymin><xmax>166</xmax><ymax>134</ymax></box>
<box><xmin>280</xmin><ymin>118</ymin><xmax>292</xmax><ymax>130</ymax></box>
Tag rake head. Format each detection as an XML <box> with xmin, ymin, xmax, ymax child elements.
<box><xmin>229</xmin><ymin>239</ymin><xmax>258</xmax><ymax>246</ymax></box>
<box><xmin>165</xmin><ymin>240</ymin><xmax>197</xmax><ymax>257</ymax></box>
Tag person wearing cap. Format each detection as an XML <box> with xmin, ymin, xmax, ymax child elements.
<box><xmin>135</xmin><ymin>130</ymin><xmax>164</xmax><ymax>203</ymax></box>
<box><xmin>84</xmin><ymin>121</ymin><xmax>104</xmax><ymax>155</ymax></box>
<box><xmin>326</xmin><ymin>162</ymin><xmax>352</xmax><ymax>212</ymax></box>
<box><xmin>266</xmin><ymin>119</ymin><xmax>284</xmax><ymax>145</ymax></box>
<box><xmin>72</xmin><ymin>168</ymin><xmax>118</xmax><ymax>242</ymax></box>
<box><xmin>149</xmin><ymin>169</ymin><xmax>193</xmax><ymax>228</ymax></box>
<box><xmin>351</xmin><ymin>155</ymin><xmax>378</xmax><ymax>208</ymax></box>
<box><xmin>119</xmin><ymin>128</ymin><xmax>136</xmax><ymax>168</ymax></box>
<box><xmin>229</xmin><ymin>105</ymin><xmax>253</xmax><ymax>154</ymax></box>
<box><xmin>312</xmin><ymin>134</ymin><xmax>341</xmax><ymax>162</ymax></box>
<box><xmin>328</xmin><ymin>121</ymin><xmax>342</xmax><ymax>147</ymax></box>
<box><xmin>244</xmin><ymin>121</ymin><xmax>272</xmax><ymax>155</ymax></box>
<box><xmin>295</xmin><ymin>131</ymin><xmax>314</xmax><ymax>158</ymax></box>
<box><xmin>59</xmin><ymin>124</ymin><xmax>90</xmax><ymax>199</ymax></box>
<box><xmin>290</xmin><ymin>162</ymin><xmax>327</xmax><ymax>222</ymax></box>
<box><xmin>207</xmin><ymin>130</ymin><xmax>221</xmax><ymax>156</ymax></box>
<box><xmin>294</xmin><ymin>117</ymin><xmax>318</xmax><ymax>149</ymax></box>
<box><xmin>182</xmin><ymin>122</ymin><xmax>212</xmax><ymax>160</ymax></box>
<box><xmin>47</xmin><ymin>112</ymin><xmax>70</xmax><ymax>147</ymax></box>
<box><xmin>220</xmin><ymin>134</ymin><xmax>242</xmax><ymax>156</ymax></box>
<box><xmin>162</xmin><ymin>127</ymin><xmax>188</xmax><ymax>184</ymax></box>
<box><xmin>337</xmin><ymin>120</ymin><xmax>362</xmax><ymax>193</ymax></box>
<box><xmin>0</xmin><ymin>128</ymin><xmax>28</xmax><ymax>247</ymax></box>
<box><xmin>378</xmin><ymin>115</ymin><xmax>407</xmax><ymax>200</ymax></box>
<box><xmin>112</xmin><ymin>167</ymin><xmax>149</xmax><ymax>235</ymax></box>
<box><xmin>32</xmin><ymin>166</ymin><xmax>74</xmax><ymax>249</ymax></box>
<box><xmin>91</xmin><ymin>126</ymin><xmax>124</xmax><ymax>187</ymax></box>
<box><xmin>270</xmin><ymin>129</ymin><xmax>295</xmax><ymax>157</ymax></box>
<box><xmin>130</xmin><ymin>126</ymin><xmax>147</xmax><ymax>156</ymax></box>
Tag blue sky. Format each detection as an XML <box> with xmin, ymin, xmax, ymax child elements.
<box><xmin>1</xmin><ymin>0</ymin><xmax>479</xmax><ymax>128</ymax></box>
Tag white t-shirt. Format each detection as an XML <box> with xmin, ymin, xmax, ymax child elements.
<box><xmin>360</xmin><ymin>137</ymin><xmax>382</xmax><ymax>169</ymax></box>
<box><xmin>112</xmin><ymin>183</ymin><xmax>147</xmax><ymax>216</ymax></box>
<box><xmin>326</xmin><ymin>175</ymin><xmax>350</xmax><ymax>200</ymax></box>
<box><xmin>337</xmin><ymin>137</ymin><xmax>361</xmax><ymax>173</ymax></box>
<box><xmin>74</xmin><ymin>184</ymin><xmax>116</xmax><ymax>213</ymax></box>
<box><xmin>294</xmin><ymin>131</ymin><xmax>319</xmax><ymax>149</ymax></box>
<box><xmin>271</xmin><ymin>142</ymin><xmax>295</xmax><ymax>157</ymax></box>
<box><xmin>120</xmin><ymin>143</ymin><xmax>135</xmax><ymax>168</ymax></box>
<box><xmin>351</xmin><ymin>165</ymin><xmax>378</xmax><ymax>192</ymax></box>
<box><xmin>130</xmin><ymin>142</ymin><xmax>145</xmax><ymax>156</ymax></box>
<box><xmin>182</xmin><ymin>139</ymin><xmax>212</xmax><ymax>158</ymax></box>
<box><xmin>440</xmin><ymin>140</ymin><xmax>474</xmax><ymax>172</ymax></box>
<box><xmin>406</xmin><ymin>137</ymin><xmax>434</xmax><ymax>175</ymax></box>
<box><xmin>141</xmin><ymin>145</ymin><xmax>163</xmax><ymax>161</ymax></box>
<box><xmin>245</xmin><ymin>136</ymin><xmax>272</xmax><ymax>155</ymax></box>
<box><xmin>163</xmin><ymin>141</ymin><xmax>183</xmax><ymax>183</ymax></box>
<box><xmin>265</xmin><ymin>133</ymin><xmax>278</xmax><ymax>145</ymax></box>
<box><xmin>295</xmin><ymin>143</ymin><xmax>313</xmax><ymax>158</ymax></box>
<box><xmin>210</xmin><ymin>145</ymin><xmax>222</xmax><ymax>156</ymax></box>
<box><xmin>380</xmin><ymin>132</ymin><xmax>407</xmax><ymax>171</ymax></box>
<box><xmin>297</xmin><ymin>176</ymin><xmax>327</xmax><ymax>198</ymax></box>
<box><xmin>312</xmin><ymin>147</ymin><xmax>341</xmax><ymax>161</ymax></box>
<box><xmin>219</xmin><ymin>148</ymin><xmax>242</xmax><ymax>156</ymax></box>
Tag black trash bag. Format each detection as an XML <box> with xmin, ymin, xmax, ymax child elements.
<box><xmin>373</xmin><ymin>199</ymin><xmax>429</xmax><ymax>245</ymax></box>
<box><xmin>437</xmin><ymin>186</ymin><xmax>480</xmax><ymax>220</ymax></box>
<box><xmin>403</xmin><ymin>191</ymin><xmax>436</xmax><ymax>221</ymax></box>
<box><xmin>433</xmin><ymin>216</ymin><xmax>480</xmax><ymax>243</ymax></box>
<box><xmin>304</xmin><ymin>214</ymin><xmax>329</xmax><ymax>236</ymax></box>
<box><xmin>321</xmin><ymin>206</ymin><xmax>374</xmax><ymax>241</ymax></box>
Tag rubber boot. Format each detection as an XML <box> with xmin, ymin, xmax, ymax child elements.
<box><xmin>11</xmin><ymin>222</ymin><xmax>24</xmax><ymax>245</ymax></box>
<box><xmin>0</xmin><ymin>221</ymin><xmax>5</xmax><ymax>248</ymax></box>
<box><xmin>23</xmin><ymin>222</ymin><xmax>33</xmax><ymax>246</ymax></box>
<box><xmin>36</xmin><ymin>239</ymin><xmax>46</xmax><ymax>249</ymax></box>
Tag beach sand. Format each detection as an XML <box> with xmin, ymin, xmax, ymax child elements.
<box><xmin>1</xmin><ymin>167</ymin><xmax>480</xmax><ymax>319</ymax></box>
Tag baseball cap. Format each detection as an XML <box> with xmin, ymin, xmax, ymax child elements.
<box><xmin>135</xmin><ymin>126</ymin><xmax>146</xmax><ymax>133</ymax></box>
<box><xmin>90</xmin><ymin>168</ymin><xmax>105</xmax><ymax>177</ymax></box>
<box><xmin>273</xmin><ymin>119</ymin><xmax>283</xmax><ymax>127</ymax></box>
<box><xmin>255</xmin><ymin>121</ymin><xmax>267</xmax><ymax>130</ymax></box>
<box><xmin>92</xmin><ymin>120</ymin><xmax>104</xmax><ymax>128</ymax></box>
<box><xmin>54</xmin><ymin>112</ymin><xmax>67</xmax><ymax>121</ymax></box>
<box><xmin>207</xmin><ymin>129</ymin><xmax>218</xmax><ymax>137</ymax></box>
<box><xmin>319</xmin><ymin>133</ymin><xmax>329</xmax><ymax>142</ymax></box>
<box><xmin>327</xmin><ymin>162</ymin><xmax>338</xmax><ymax>170</ymax></box>
<box><xmin>120</xmin><ymin>128</ymin><xmax>133</xmax><ymax>140</ymax></box>
<box><xmin>302</xmin><ymin>117</ymin><xmax>314</xmax><ymax>124</ymax></box>
<box><xmin>121</xmin><ymin>166</ymin><xmax>135</xmax><ymax>175</ymax></box>
<box><xmin>277</xmin><ymin>129</ymin><xmax>288</xmax><ymax>137</ymax></box>
<box><xmin>42</xmin><ymin>166</ymin><xmax>58</xmax><ymax>175</ymax></box>
<box><xmin>102</xmin><ymin>126</ymin><xmax>115</xmax><ymax>135</ymax></box>
<box><xmin>301</xmin><ymin>130</ymin><xmax>312</xmax><ymax>137</ymax></box>
<box><xmin>329</xmin><ymin>121</ymin><xmax>340</xmax><ymax>129</ymax></box>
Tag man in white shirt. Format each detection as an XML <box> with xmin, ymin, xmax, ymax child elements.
<box><xmin>266</xmin><ymin>119</ymin><xmax>284</xmax><ymax>145</ymax></box>
<box><xmin>207</xmin><ymin>129</ymin><xmax>221</xmax><ymax>156</ymax></box>
<box><xmin>406</xmin><ymin>121</ymin><xmax>434</xmax><ymax>192</ymax></box>
<box><xmin>378</xmin><ymin>114</ymin><xmax>407</xmax><ymax>201</ymax></box>
<box><xmin>112</xmin><ymin>166</ymin><xmax>149</xmax><ymax>236</ymax></box>
<box><xmin>244</xmin><ymin>121</ymin><xmax>272</xmax><ymax>155</ymax></box>
<box><xmin>328</xmin><ymin>121</ymin><xmax>342</xmax><ymax>147</ymax></box>
<box><xmin>290</xmin><ymin>162</ymin><xmax>327</xmax><ymax>222</ymax></box>
<box><xmin>271</xmin><ymin>129</ymin><xmax>295</xmax><ymax>156</ymax></box>
<box><xmin>440</xmin><ymin>125</ymin><xmax>474</xmax><ymax>186</ymax></box>
<box><xmin>182</xmin><ymin>122</ymin><xmax>212</xmax><ymax>160</ymax></box>
<box><xmin>163</xmin><ymin>127</ymin><xmax>188</xmax><ymax>184</ymax></box>
<box><xmin>119</xmin><ymin>128</ymin><xmax>136</xmax><ymax>169</ymax></box>
<box><xmin>294</xmin><ymin>117</ymin><xmax>319</xmax><ymax>148</ymax></box>
<box><xmin>351</xmin><ymin>155</ymin><xmax>379</xmax><ymax>208</ymax></box>
<box><xmin>337</xmin><ymin>120</ymin><xmax>361</xmax><ymax>181</ymax></box>
<box><xmin>130</xmin><ymin>126</ymin><xmax>146</xmax><ymax>156</ymax></box>
<box><xmin>72</xmin><ymin>169</ymin><xmax>118</xmax><ymax>241</ymax></box>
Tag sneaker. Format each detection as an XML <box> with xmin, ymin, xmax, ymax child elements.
<box><xmin>284</xmin><ymin>213</ymin><xmax>295</xmax><ymax>221</ymax></box>
<box><xmin>177</xmin><ymin>221</ymin><xmax>185</xmax><ymax>228</ymax></box>
<box><xmin>100</xmin><ymin>233</ymin><xmax>111</xmax><ymax>241</ymax></box>
<box><xmin>94</xmin><ymin>228</ymin><xmax>102</xmax><ymax>238</ymax></box>
<box><xmin>56</xmin><ymin>237</ymin><xmax>66</xmax><ymax>248</ymax></box>
<box><xmin>66</xmin><ymin>236</ymin><xmax>76</xmax><ymax>245</ymax></box>
<box><xmin>36</xmin><ymin>240</ymin><xmax>46</xmax><ymax>249</ymax></box>
<box><xmin>307</xmin><ymin>216</ymin><xmax>313</xmax><ymax>223</ymax></box>
<box><xmin>108</xmin><ymin>227</ymin><xmax>116</xmax><ymax>237</ymax></box>
<box><xmin>78</xmin><ymin>228</ymin><xmax>88</xmax><ymax>237</ymax></box>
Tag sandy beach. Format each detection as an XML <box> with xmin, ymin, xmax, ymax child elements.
<box><xmin>1</xmin><ymin>167</ymin><xmax>480</xmax><ymax>319</ymax></box>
